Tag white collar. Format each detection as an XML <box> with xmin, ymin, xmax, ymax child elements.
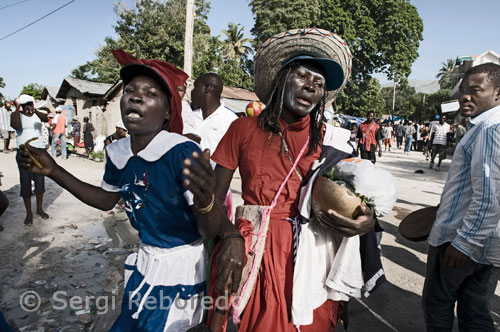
<box><xmin>469</xmin><ymin>104</ymin><xmax>500</xmax><ymax>126</ymax></box>
<box><xmin>106</xmin><ymin>130</ymin><xmax>195</xmax><ymax>170</ymax></box>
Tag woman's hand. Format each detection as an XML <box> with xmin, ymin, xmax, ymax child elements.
<box><xmin>17</xmin><ymin>144</ymin><xmax>58</xmax><ymax>177</ymax></box>
<box><xmin>215</xmin><ymin>235</ymin><xmax>245</xmax><ymax>294</ymax></box>
<box><xmin>315</xmin><ymin>204</ymin><xmax>375</xmax><ymax>237</ymax></box>
<box><xmin>183</xmin><ymin>149</ymin><xmax>216</xmax><ymax>211</ymax></box>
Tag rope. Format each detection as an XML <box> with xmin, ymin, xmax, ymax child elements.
<box><xmin>231</xmin><ymin>136</ymin><xmax>310</xmax><ymax>324</ymax></box>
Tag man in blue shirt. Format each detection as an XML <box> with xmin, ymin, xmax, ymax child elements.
<box><xmin>422</xmin><ymin>63</ymin><xmax>500</xmax><ymax>331</ymax></box>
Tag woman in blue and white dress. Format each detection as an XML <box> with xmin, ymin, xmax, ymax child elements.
<box><xmin>17</xmin><ymin>50</ymin><xmax>245</xmax><ymax>331</ymax></box>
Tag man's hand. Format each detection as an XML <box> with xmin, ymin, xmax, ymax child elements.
<box><xmin>444</xmin><ymin>244</ymin><xmax>469</xmax><ymax>268</ymax></box>
<box><xmin>315</xmin><ymin>204</ymin><xmax>375</xmax><ymax>237</ymax></box>
<box><xmin>215</xmin><ymin>236</ymin><xmax>245</xmax><ymax>294</ymax></box>
<box><xmin>378</xmin><ymin>149</ymin><xmax>382</xmax><ymax>158</ymax></box>
<box><xmin>17</xmin><ymin>144</ymin><xmax>58</xmax><ymax>177</ymax></box>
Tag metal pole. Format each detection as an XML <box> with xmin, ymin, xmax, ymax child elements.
<box><xmin>183</xmin><ymin>0</ymin><xmax>195</xmax><ymax>78</ymax></box>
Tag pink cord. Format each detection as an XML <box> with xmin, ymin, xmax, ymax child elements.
<box><xmin>232</xmin><ymin>137</ymin><xmax>310</xmax><ymax>324</ymax></box>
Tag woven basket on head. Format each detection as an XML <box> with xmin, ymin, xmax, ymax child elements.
<box><xmin>254</xmin><ymin>28</ymin><xmax>352</xmax><ymax>105</ymax></box>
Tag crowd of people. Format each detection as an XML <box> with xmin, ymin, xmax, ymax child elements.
<box><xmin>0</xmin><ymin>27</ymin><xmax>499</xmax><ymax>332</ymax></box>
<box><xmin>347</xmin><ymin>111</ymin><xmax>469</xmax><ymax>173</ymax></box>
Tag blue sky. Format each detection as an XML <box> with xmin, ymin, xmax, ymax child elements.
<box><xmin>0</xmin><ymin>0</ymin><xmax>499</xmax><ymax>99</ymax></box>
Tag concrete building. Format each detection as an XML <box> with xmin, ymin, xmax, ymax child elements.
<box><xmin>55</xmin><ymin>76</ymin><xmax>112</xmax><ymax>136</ymax></box>
<box><xmin>450</xmin><ymin>50</ymin><xmax>500</xmax><ymax>98</ymax></box>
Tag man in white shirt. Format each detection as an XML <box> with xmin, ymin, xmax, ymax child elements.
<box><xmin>188</xmin><ymin>73</ymin><xmax>238</xmax><ymax>153</ymax></box>
<box><xmin>178</xmin><ymin>82</ymin><xmax>202</xmax><ymax>141</ymax></box>
<box><xmin>429</xmin><ymin>115</ymin><xmax>451</xmax><ymax>171</ymax></box>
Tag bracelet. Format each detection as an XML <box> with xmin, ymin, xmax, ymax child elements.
<box><xmin>221</xmin><ymin>233</ymin><xmax>244</xmax><ymax>241</ymax></box>
<box><xmin>195</xmin><ymin>193</ymin><xmax>215</xmax><ymax>214</ymax></box>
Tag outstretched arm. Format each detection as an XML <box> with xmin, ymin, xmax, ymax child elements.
<box><xmin>17</xmin><ymin>144</ymin><xmax>120</xmax><ymax>210</ymax></box>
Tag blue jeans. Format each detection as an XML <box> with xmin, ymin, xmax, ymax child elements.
<box><xmin>404</xmin><ymin>135</ymin><xmax>413</xmax><ymax>152</ymax></box>
<box><xmin>51</xmin><ymin>133</ymin><xmax>67</xmax><ymax>159</ymax></box>
<box><xmin>422</xmin><ymin>244</ymin><xmax>499</xmax><ymax>332</ymax></box>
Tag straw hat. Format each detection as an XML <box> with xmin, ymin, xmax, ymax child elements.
<box><xmin>254</xmin><ymin>28</ymin><xmax>352</xmax><ymax>104</ymax></box>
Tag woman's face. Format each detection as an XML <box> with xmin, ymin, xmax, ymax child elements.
<box><xmin>120</xmin><ymin>75</ymin><xmax>170</xmax><ymax>136</ymax></box>
<box><xmin>282</xmin><ymin>63</ymin><xmax>326</xmax><ymax>122</ymax></box>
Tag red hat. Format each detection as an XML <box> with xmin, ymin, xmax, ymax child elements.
<box><xmin>111</xmin><ymin>50</ymin><xmax>188</xmax><ymax>135</ymax></box>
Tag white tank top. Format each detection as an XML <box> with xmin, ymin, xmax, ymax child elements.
<box><xmin>16</xmin><ymin>113</ymin><xmax>45</xmax><ymax>148</ymax></box>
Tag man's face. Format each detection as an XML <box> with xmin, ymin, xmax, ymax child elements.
<box><xmin>440</xmin><ymin>116</ymin><xmax>447</xmax><ymax>124</ymax></box>
<box><xmin>367</xmin><ymin>112</ymin><xmax>374</xmax><ymax>123</ymax></box>
<box><xmin>190</xmin><ymin>79</ymin><xmax>204</xmax><ymax>111</ymax></box>
<box><xmin>4</xmin><ymin>103</ymin><xmax>11</xmax><ymax>110</ymax></box>
<box><xmin>22</xmin><ymin>102</ymin><xmax>34</xmax><ymax>114</ymax></box>
<box><xmin>120</xmin><ymin>75</ymin><xmax>170</xmax><ymax>136</ymax></box>
<box><xmin>282</xmin><ymin>63</ymin><xmax>325</xmax><ymax>119</ymax></box>
<box><xmin>177</xmin><ymin>85</ymin><xmax>186</xmax><ymax>99</ymax></box>
<box><xmin>459</xmin><ymin>72</ymin><xmax>500</xmax><ymax>118</ymax></box>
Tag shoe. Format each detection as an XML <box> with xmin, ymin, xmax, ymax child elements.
<box><xmin>426</xmin><ymin>157</ymin><xmax>429</xmax><ymax>161</ymax></box>
<box><xmin>429</xmin><ymin>163</ymin><xmax>434</xmax><ymax>169</ymax></box>
<box><xmin>436</xmin><ymin>166</ymin><xmax>440</xmax><ymax>172</ymax></box>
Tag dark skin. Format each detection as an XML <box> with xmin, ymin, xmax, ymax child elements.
<box><xmin>11</xmin><ymin>100</ymin><xmax>50</xmax><ymax>224</ymax></box>
<box><xmin>183</xmin><ymin>63</ymin><xmax>375</xmax><ymax>294</ymax></box>
<box><xmin>186</xmin><ymin>73</ymin><xmax>224</xmax><ymax>144</ymax></box>
<box><xmin>443</xmin><ymin>72</ymin><xmax>500</xmax><ymax>269</ymax></box>
<box><xmin>104</xmin><ymin>127</ymin><xmax>127</xmax><ymax>146</ymax></box>
<box><xmin>357</xmin><ymin>112</ymin><xmax>383</xmax><ymax>158</ymax></box>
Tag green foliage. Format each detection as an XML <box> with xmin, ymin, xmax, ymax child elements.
<box><xmin>251</xmin><ymin>0</ymin><xmax>423</xmax><ymax>82</ymax></box>
<box><xmin>72</xmin><ymin>0</ymin><xmax>214</xmax><ymax>84</ymax></box>
<box><xmin>20</xmin><ymin>83</ymin><xmax>44</xmax><ymax>100</ymax></box>
<box><xmin>250</xmin><ymin>0</ymin><xmax>320</xmax><ymax>43</ymax></box>
<box><xmin>218</xmin><ymin>59</ymin><xmax>253</xmax><ymax>91</ymax></box>
<box><xmin>422</xmin><ymin>89</ymin><xmax>452</xmax><ymax>120</ymax></box>
<box><xmin>89</xmin><ymin>150</ymin><xmax>105</xmax><ymax>162</ymax></box>
<box><xmin>436</xmin><ymin>59</ymin><xmax>455</xmax><ymax>90</ymax></box>
<box><xmin>221</xmin><ymin>23</ymin><xmax>253</xmax><ymax>63</ymax></box>
<box><xmin>336</xmin><ymin>78</ymin><xmax>386</xmax><ymax>117</ymax></box>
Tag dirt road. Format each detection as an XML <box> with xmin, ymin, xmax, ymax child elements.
<box><xmin>0</xmin><ymin>143</ymin><xmax>498</xmax><ymax>331</ymax></box>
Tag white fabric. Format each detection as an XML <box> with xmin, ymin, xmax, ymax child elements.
<box><xmin>18</xmin><ymin>94</ymin><xmax>34</xmax><ymax>105</ymax></box>
<box><xmin>0</xmin><ymin>107</ymin><xmax>14</xmax><ymax>131</ymax></box>
<box><xmin>292</xmin><ymin>220</ymin><xmax>363</xmax><ymax>326</ymax></box>
<box><xmin>181</xmin><ymin>100</ymin><xmax>203</xmax><ymax>135</ymax></box>
<box><xmin>124</xmin><ymin>240</ymin><xmax>207</xmax><ymax>329</ymax></box>
<box><xmin>416</xmin><ymin>124</ymin><xmax>422</xmax><ymax>140</ymax></box>
<box><xmin>104</xmin><ymin>130</ymin><xmax>196</xmax><ymax>170</ymax></box>
<box><xmin>15</xmin><ymin>113</ymin><xmax>45</xmax><ymax>148</ymax></box>
<box><xmin>188</xmin><ymin>102</ymin><xmax>238</xmax><ymax>153</ymax></box>
<box><xmin>293</xmin><ymin>123</ymin><xmax>363</xmax><ymax>327</ymax></box>
<box><xmin>430</xmin><ymin>122</ymin><xmax>450</xmax><ymax>145</ymax></box>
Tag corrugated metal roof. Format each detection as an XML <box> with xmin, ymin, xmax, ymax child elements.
<box><xmin>222</xmin><ymin>86</ymin><xmax>258</xmax><ymax>102</ymax></box>
<box><xmin>56</xmin><ymin>76</ymin><xmax>113</xmax><ymax>98</ymax></box>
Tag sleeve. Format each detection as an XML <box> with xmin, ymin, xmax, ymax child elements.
<box><xmin>175</xmin><ymin>141</ymin><xmax>202</xmax><ymax>205</ymax></box>
<box><xmin>453</xmin><ymin>124</ymin><xmax>500</xmax><ymax>253</ymax></box>
<box><xmin>211</xmin><ymin>118</ymin><xmax>245</xmax><ymax>170</ymax></box>
<box><xmin>356</xmin><ymin>126</ymin><xmax>362</xmax><ymax>139</ymax></box>
<box><xmin>101</xmin><ymin>155</ymin><xmax>121</xmax><ymax>192</ymax></box>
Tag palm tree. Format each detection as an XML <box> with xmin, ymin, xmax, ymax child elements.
<box><xmin>436</xmin><ymin>59</ymin><xmax>455</xmax><ymax>90</ymax></box>
<box><xmin>221</xmin><ymin>23</ymin><xmax>253</xmax><ymax>63</ymax></box>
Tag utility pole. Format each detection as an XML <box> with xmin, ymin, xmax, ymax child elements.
<box><xmin>183</xmin><ymin>0</ymin><xmax>195</xmax><ymax>78</ymax></box>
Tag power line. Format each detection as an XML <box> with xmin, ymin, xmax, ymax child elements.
<box><xmin>0</xmin><ymin>0</ymin><xmax>29</xmax><ymax>11</ymax></box>
<box><xmin>0</xmin><ymin>0</ymin><xmax>76</xmax><ymax>41</ymax></box>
